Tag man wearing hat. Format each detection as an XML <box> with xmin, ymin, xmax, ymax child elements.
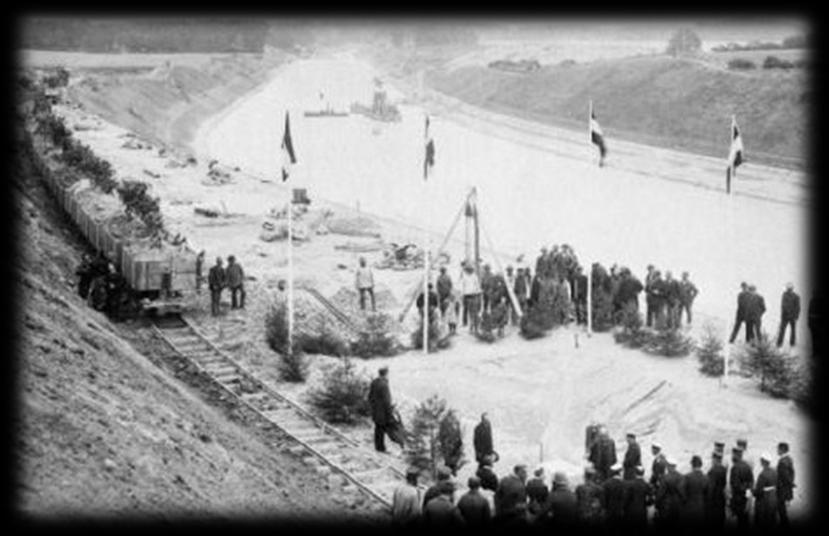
<box><xmin>601</xmin><ymin>462</ymin><xmax>626</xmax><ymax>527</ymax></box>
<box><xmin>655</xmin><ymin>457</ymin><xmax>684</xmax><ymax>528</ymax></box>
<box><xmin>736</xmin><ymin>438</ymin><xmax>755</xmax><ymax>473</ymax></box>
<box><xmin>729</xmin><ymin>446</ymin><xmax>754</xmax><ymax>530</ymax></box>
<box><xmin>575</xmin><ymin>465</ymin><xmax>605</xmax><ymax>526</ymax></box>
<box><xmin>623</xmin><ymin>465</ymin><xmax>652</xmax><ymax>529</ymax></box>
<box><xmin>423</xmin><ymin>466</ymin><xmax>454</xmax><ymax>508</ymax></box>
<box><xmin>777</xmin><ymin>283</ymin><xmax>801</xmax><ymax>347</ymax></box>
<box><xmin>752</xmin><ymin>453</ymin><xmax>778</xmax><ymax>527</ymax></box>
<box><xmin>391</xmin><ymin>467</ymin><xmax>422</xmax><ymax>528</ymax></box>
<box><xmin>589</xmin><ymin>425</ymin><xmax>617</xmax><ymax>482</ymax></box>
<box><xmin>457</xmin><ymin>475</ymin><xmax>491</xmax><ymax>526</ymax></box>
<box><xmin>473</xmin><ymin>413</ymin><xmax>495</xmax><ymax>466</ymax></box>
<box><xmin>729</xmin><ymin>281</ymin><xmax>751</xmax><ymax>343</ymax></box>
<box><xmin>623</xmin><ymin>433</ymin><xmax>642</xmax><ymax>481</ymax></box>
<box><xmin>776</xmin><ymin>442</ymin><xmax>795</xmax><ymax>528</ymax></box>
<box><xmin>422</xmin><ymin>479</ymin><xmax>465</xmax><ymax>527</ymax></box>
<box><xmin>537</xmin><ymin>471</ymin><xmax>578</xmax><ymax>527</ymax></box>
<box><xmin>706</xmin><ymin>450</ymin><xmax>727</xmax><ymax>529</ymax></box>
<box><xmin>525</xmin><ymin>466</ymin><xmax>549</xmax><ymax>516</ymax></box>
<box><xmin>494</xmin><ymin>464</ymin><xmax>528</xmax><ymax>520</ymax></box>
<box><xmin>682</xmin><ymin>455</ymin><xmax>709</xmax><ymax>526</ymax></box>
<box><xmin>649</xmin><ymin>442</ymin><xmax>668</xmax><ymax>490</ymax></box>
<box><xmin>476</xmin><ymin>454</ymin><xmax>499</xmax><ymax>492</ymax></box>
<box><xmin>367</xmin><ymin>366</ymin><xmax>394</xmax><ymax>453</ymax></box>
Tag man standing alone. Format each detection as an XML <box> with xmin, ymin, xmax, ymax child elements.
<box><xmin>679</xmin><ymin>271</ymin><xmax>699</xmax><ymax>326</ymax></box>
<box><xmin>368</xmin><ymin>366</ymin><xmax>393</xmax><ymax>452</ymax></box>
<box><xmin>226</xmin><ymin>255</ymin><xmax>245</xmax><ymax>309</ymax></box>
<box><xmin>474</xmin><ymin>413</ymin><xmax>495</xmax><ymax>465</ymax></box>
<box><xmin>208</xmin><ymin>256</ymin><xmax>226</xmax><ymax>316</ymax></box>
<box><xmin>777</xmin><ymin>283</ymin><xmax>800</xmax><ymax>348</ymax></box>
<box><xmin>355</xmin><ymin>256</ymin><xmax>376</xmax><ymax>312</ymax></box>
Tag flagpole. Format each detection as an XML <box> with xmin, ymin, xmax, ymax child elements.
<box><xmin>288</xmin><ymin>186</ymin><xmax>294</xmax><ymax>353</ymax></box>
<box><xmin>422</xmin><ymin>113</ymin><xmax>430</xmax><ymax>355</ymax></box>
<box><xmin>587</xmin><ymin>260</ymin><xmax>593</xmax><ymax>337</ymax></box>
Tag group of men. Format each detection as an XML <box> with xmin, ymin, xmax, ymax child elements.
<box><xmin>206</xmin><ymin>254</ymin><xmax>246</xmax><ymax>316</ymax></box>
<box><xmin>391</xmin><ymin>413</ymin><xmax>797</xmax><ymax>530</ymax></box>
<box><xmin>728</xmin><ymin>281</ymin><xmax>805</xmax><ymax>349</ymax></box>
<box><xmin>75</xmin><ymin>251</ymin><xmax>129</xmax><ymax>320</ymax></box>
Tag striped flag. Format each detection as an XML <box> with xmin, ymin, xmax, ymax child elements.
<box><xmin>424</xmin><ymin>115</ymin><xmax>435</xmax><ymax>180</ymax></box>
<box><xmin>590</xmin><ymin>110</ymin><xmax>607</xmax><ymax>162</ymax></box>
<box><xmin>281</xmin><ymin>111</ymin><xmax>297</xmax><ymax>182</ymax></box>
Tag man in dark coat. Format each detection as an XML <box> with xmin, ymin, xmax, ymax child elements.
<box><xmin>480</xmin><ymin>264</ymin><xmax>495</xmax><ymax>315</ymax></box>
<box><xmin>649</xmin><ymin>442</ymin><xmax>668</xmax><ymax>490</ymax></box>
<box><xmin>601</xmin><ymin>463</ymin><xmax>627</xmax><ymax>527</ymax></box>
<box><xmin>476</xmin><ymin>454</ymin><xmax>499</xmax><ymax>492</ymax></box>
<box><xmin>104</xmin><ymin>263</ymin><xmax>128</xmax><ymax>321</ymax></box>
<box><xmin>473</xmin><ymin>413</ymin><xmax>494</xmax><ymax>465</ymax></box>
<box><xmin>576</xmin><ymin>465</ymin><xmax>605</xmax><ymax>526</ymax></box>
<box><xmin>682</xmin><ymin>455</ymin><xmax>709</xmax><ymax>526</ymax></box>
<box><xmin>664</xmin><ymin>271</ymin><xmax>682</xmax><ymax>328</ymax></box>
<box><xmin>76</xmin><ymin>253</ymin><xmax>94</xmax><ymax>299</ymax></box>
<box><xmin>537</xmin><ymin>471</ymin><xmax>578</xmax><ymax>527</ymax></box>
<box><xmin>367</xmin><ymin>366</ymin><xmax>393</xmax><ymax>453</ymax></box>
<box><xmin>422</xmin><ymin>465</ymin><xmax>453</xmax><ymax>507</ymax></box>
<box><xmin>776</xmin><ymin>442</ymin><xmax>795</xmax><ymax>528</ymax></box>
<box><xmin>622</xmin><ymin>433</ymin><xmax>642</xmax><ymax>480</ymax></box>
<box><xmin>706</xmin><ymin>450</ymin><xmax>727</xmax><ymax>529</ymax></box>
<box><xmin>525</xmin><ymin>466</ymin><xmax>549</xmax><ymax>516</ymax></box>
<box><xmin>678</xmin><ymin>271</ymin><xmax>699</xmax><ymax>326</ymax></box>
<box><xmin>494</xmin><ymin>464</ymin><xmax>528</xmax><ymax>519</ymax></box>
<box><xmin>753</xmin><ymin>453</ymin><xmax>778</xmax><ymax>528</ymax></box>
<box><xmin>777</xmin><ymin>283</ymin><xmax>801</xmax><ymax>347</ymax></box>
<box><xmin>655</xmin><ymin>457</ymin><xmax>684</xmax><ymax>528</ymax></box>
<box><xmin>416</xmin><ymin>283</ymin><xmax>440</xmax><ymax>325</ymax></box>
<box><xmin>226</xmin><ymin>255</ymin><xmax>245</xmax><ymax>309</ymax></box>
<box><xmin>729</xmin><ymin>447</ymin><xmax>754</xmax><ymax>530</ymax></box>
<box><xmin>745</xmin><ymin>285</ymin><xmax>766</xmax><ymax>342</ymax></box>
<box><xmin>436</xmin><ymin>265</ymin><xmax>453</xmax><ymax>315</ymax></box>
<box><xmin>617</xmin><ymin>269</ymin><xmax>644</xmax><ymax>313</ymax></box>
<box><xmin>645</xmin><ymin>267</ymin><xmax>662</xmax><ymax>327</ymax></box>
<box><xmin>535</xmin><ymin>248</ymin><xmax>548</xmax><ymax>280</ymax></box>
<box><xmin>207</xmin><ymin>256</ymin><xmax>226</xmax><ymax>316</ymax></box>
<box><xmin>729</xmin><ymin>282</ymin><xmax>751</xmax><ymax>343</ymax></box>
<box><xmin>589</xmin><ymin>426</ymin><xmax>617</xmax><ymax>481</ymax></box>
<box><xmin>572</xmin><ymin>267</ymin><xmax>589</xmax><ymax>325</ymax></box>
<box><xmin>422</xmin><ymin>480</ymin><xmax>465</xmax><ymax>528</ymax></box>
<box><xmin>623</xmin><ymin>465</ymin><xmax>652</xmax><ymax>529</ymax></box>
<box><xmin>457</xmin><ymin>476</ymin><xmax>490</xmax><ymax>526</ymax></box>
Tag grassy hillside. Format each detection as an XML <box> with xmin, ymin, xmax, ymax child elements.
<box><xmin>427</xmin><ymin>53</ymin><xmax>808</xmax><ymax>169</ymax></box>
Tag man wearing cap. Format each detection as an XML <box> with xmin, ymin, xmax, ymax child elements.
<box><xmin>752</xmin><ymin>453</ymin><xmax>778</xmax><ymax>527</ymax></box>
<box><xmin>476</xmin><ymin>454</ymin><xmax>499</xmax><ymax>493</ymax></box>
<box><xmin>776</xmin><ymin>442</ymin><xmax>794</xmax><ymax>528</ymax></box>
<box><xmin>729</xmin><ymin>282</ymin><xmax>751</xmax><ymax>343</ymax></box>
<box><xmin>729</xmin><ymin>446</ymin><xmax>754</xmax><ymax>530</ymax></box>
<box><xmin>474</xmin><ymin>413</ymin><xmax>495</xmax><ymax>466</ymax></box>
<box><xmin>422</xmin><ymin>480</ymin><xmax>465</xmax><ymax>528</ymax></box>
<box><xmin>706</xmin><ymin>450</ymin><xmax>727</xmax><ymax>529</ymax></box>
<box><xmin>367</xmin><ymin>367</ymin><xmax>394</xmax><ymax>453</ymax></box>
<box><xmin>655</xmin><ymin>457</ymin><xmax>684</xmax><ymax>528</ymax></box>
<box><xmin>678</xmin><ymin>271</ymin><xmax>699</xmax><ymax>326</ymax></box>
<box><xmin>777</xmin><ymin>283</ymin><xmax>801</xmax><ymax>347</ymax></box>
<box><xmin>423</xmin><ymin>466</ymin><xmax>454</xmax><ymax>508</ymax></box>
<box><xmin>623</xmin><ymin>433</ymin><xmax>642</xmax><ymax>481</ymax></box>
<box><xmin>494</xmin><ymin>464</ymin><xmax>528</xmax><ymax>520</ymax></box>
<box><xmin>226</xmin><ymin>255</ymin><xmax>245</xmax><ymax>309</ymax></box>
<box><xmin>525</xmin><ymin>466</ymin><xmax>549</xmax><ymax>516</ymax></box>
<box><xmin>392</xmin><ymin>467</ymin><xmax>423</xmax><ymax>528</ymax></box>
<box><xmin>623</xmin><ymin>465</ymin><xmax>652</xmax><ymax>529</ymax></box>
<box><xmin>649</xmin><ymin>442</ymin><xmax>668</xmax><ymax>491</ymax></box>
<box><xmin>601</xmin><ymin>463</ymin><xmax>626</xmax><ymax>527</ymax></box>
<box><xmin>682</xmin><ymin>455</ymin><xmax>709</xmax><ymax>526</ymax></box>
<box><xmin>457</xmin><ymin>475</ymin><xmax>491</xmax><ymax>526</ymax></box>
<box><xmin>208</xmin><ymin>256</ymin><xmax>226</xmax><ymax>316</ymax></box>
<box><xmin>736</xmin><ymin>439</ymin><xmax>755</xmax><ymax>473</ymax></box>
<box><xmin>536</xmin><ymin>471</ymin><xmax>578</xmax><ymax>527</ymax></box>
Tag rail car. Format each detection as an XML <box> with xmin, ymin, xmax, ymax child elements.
<box><xmin>34</xmin><ymin>147</ymin><xmax>198</xmax><ymax>316</ymax></box>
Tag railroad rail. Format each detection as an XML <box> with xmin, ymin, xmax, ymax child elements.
<box><xmin>151</xmin><ymin>314</ymin><xmax>406</xmax><ymax>508</ymax></box>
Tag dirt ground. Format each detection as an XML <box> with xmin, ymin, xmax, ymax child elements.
<box><xmin>26</xmin><ymin>45</ymin><xmax>815</xmax><ymax>523</ymax></box>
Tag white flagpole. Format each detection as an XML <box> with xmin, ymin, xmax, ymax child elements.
<box><xmin>288</xmin><ymin>191</ymin><xmax>294</xmax><ymax>353</ymax></box>
<box><xmin>587</xmin><ymin>261</ymin><xmax>593</xmax><ymax>337</ymax></box>
<box><xmin>723</xmin><ymin>116</ymin><xmax>734</xmax><ymax>387</ymax></box>
<box><xmin>423</xmin><ymin>114</ymin><xmax>430</xmax><ymax>355</ymax></box>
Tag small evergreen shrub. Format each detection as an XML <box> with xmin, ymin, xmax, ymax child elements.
<box><xmin>519</xmin><ymin>305</ymin><xmax>548</xmax><ymax>340</ymax></box>
<box><xmin>613</xmin><ymin>303</ymin><xmax>649</xmax><ymax>349</ymax></box>
<box><xmin>404</xmin><ymin>395</ymin><xmax>465</xmax><ymax>480</ymax></box>
<box><xmin>728</xmin><ymin>58</ymin><xmax>757</xmax><ymax>70</ymax></box>
<box><xmin>294</xmin><ymin>319</ymin><xmax>350</xmax><ymax>357</ymax></box>
<box><xmin>411</xmin><ymin>317</ymin><xmax>448</xmax><ymax>352</ymax></box>
<box><xmin>308</xmin><ymin>358</ymin><xmax>371</xmax><ymax>424</ymax></box>
<box><xmin>763</xmin><ymin>56</ymin><xmax>795</xmax><ymax>69</ymax></box>
<box><xmin>738</xmin><ymin>333</ymin><xmax>795</xmax><ymax>397</ymax></box>
<box><xmin>696</xmin><ymin>324</ymin><xmax>726</xmax><ymax>377</ymax></box>
<box><xmin>645</xmin><ymin>327</ymin><xmax>695</xmax><ymax>357</ymax></box>
<box><xmin>437</xmin><ymin>409</ymin><xmax>466</xmax><ymax>476</ymax></box>
<box><xmin>265</xmin><ymin>304</ymin><xmax>309</xmax><ymax>382</ymax></box>
<box><xmin>350</xmin><ymin>313</ymin><xmax>401</xmax><ymax>358</ymax></box>
<box><xmin>787</xmin><ymin>357</ymin><xmax>814</xmax><ymax>414</ymax></box>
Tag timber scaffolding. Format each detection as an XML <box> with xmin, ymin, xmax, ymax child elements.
<box><xmin>151</xmin><ymin>314</ymin><xmax>409</xmax><ymax>509</ymax></box>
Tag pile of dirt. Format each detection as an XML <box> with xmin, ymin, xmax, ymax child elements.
<box><xmin>326</xmin><ymin>215</ymin><xmax>382</xmax><ymax>238</ymax></box>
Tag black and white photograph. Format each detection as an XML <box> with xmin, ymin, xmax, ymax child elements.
<box><xmin>12</xmin><ymin>14</ymin><xmax>818</xmax><ymax>530</ymax></box>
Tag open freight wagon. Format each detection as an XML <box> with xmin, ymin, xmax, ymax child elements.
<box><xmin>38</xmin><ymin>147</ymin><xmax>199</xmax><ymax>316</ymax></box>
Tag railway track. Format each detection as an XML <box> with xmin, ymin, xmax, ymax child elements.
<box><xmin>151</xmin><ymin>314</ymin><xmax>406</xmax><ymax>509</ymax></box>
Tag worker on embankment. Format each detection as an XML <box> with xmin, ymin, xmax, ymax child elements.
<box><xmin>226</xmin><ymin>255</ymin><xmax>245</xmax><ymax>310</ymax></box>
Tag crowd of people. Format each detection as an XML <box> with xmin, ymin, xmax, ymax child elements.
<box><xmin>75</xmin><ymin>251</ymin><xmax>129</xmax><ymax>320</ymax></box>
<box><xmin>391</xmin><ymin>415</ymin><xmax>797</xmax><ymax>530</ymax></box>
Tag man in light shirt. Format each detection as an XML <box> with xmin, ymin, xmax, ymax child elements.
<box><xmin>392</xmin><ymin>467</ymin><xmax>423</xmax><ymax>528</ymax></box>
<box><xmin>355</xmin><ymin>256</ymin><xmax>376</xmax><ymax>312</ymax></box>
<box><xmin>458</xmin><ymin>261</ymin><xmax>482</xmax><ymax>334</ymax></box>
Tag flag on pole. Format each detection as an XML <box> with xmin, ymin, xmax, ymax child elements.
<box><xmin>281</xmin><ymin>111</ymin><xmax>297</xmax><ymax>182</ymax></box>
<box><xmin>726</xmin><ymin>116</ymin><xmax>744</xmax><ymax>189</ymax></box>
<box><xmin>424</xmin><ymin>115</ymin><xmax>435</xmax><ymax>180</ymax></box>
<box><xmin>589</xmin><ymin>110</ymin><xmax>607</xmax><ymax>162</ymax></box>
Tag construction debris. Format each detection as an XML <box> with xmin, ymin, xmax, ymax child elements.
<box><xmin>325</xmin><ymin>215</ymin><xmax>382</xmax><ymax>238</ymax></box>
<box><xmin>202</xmin><ymin>159</ymin><xmax>235</xmax><ymax>186</ymax></box>
<box><xmin>334</xmin><ymin>239</ymin><xmax>386</xmax><ymax>253</ymax></box>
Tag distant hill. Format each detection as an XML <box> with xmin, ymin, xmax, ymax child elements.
<box><xmin>428</xmin><ymin>53</ymin><xmax>808</xmax><ymax>169</ymax></box>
